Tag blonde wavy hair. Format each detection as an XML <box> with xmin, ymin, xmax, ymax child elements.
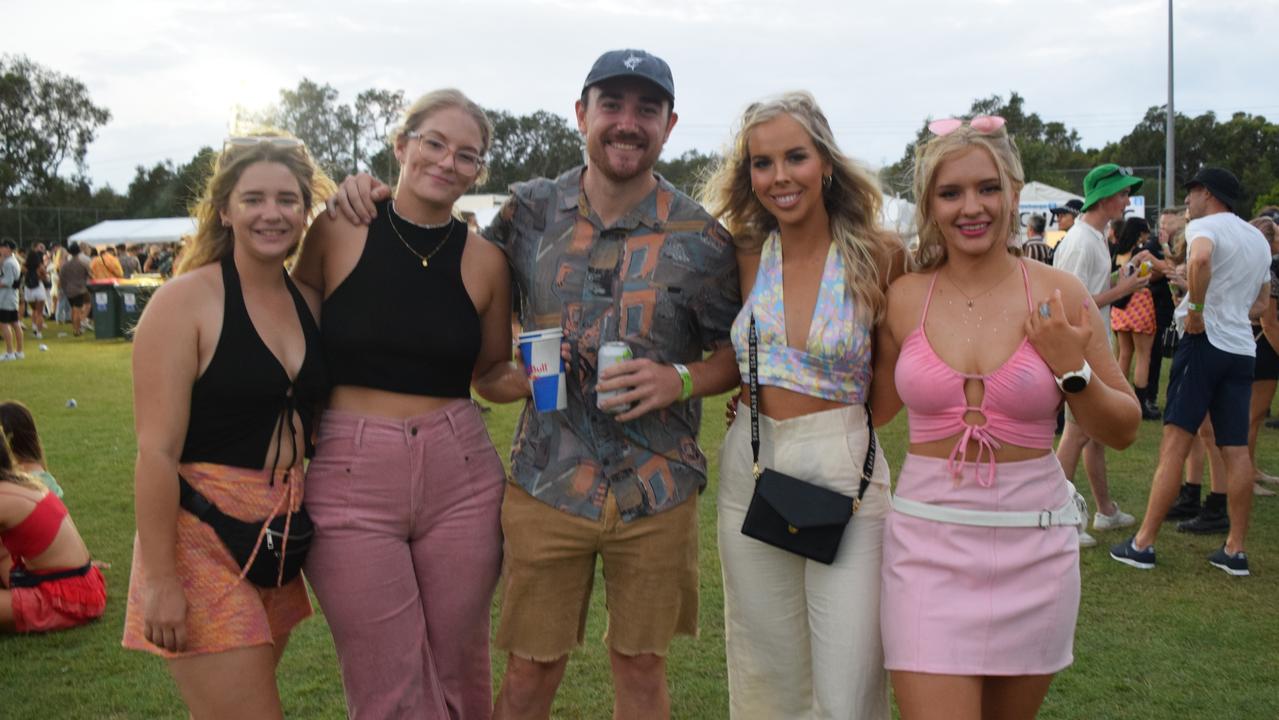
<box><xmin>701</xmin><ymin>91</ymin><xmax>899</xmax><ymax>323</ymax></box>
<box><xmin>392</xmin><ymin>88</ymin><xmax>493</xmax><ymax>188</ymax></box>
<box><xmin>177</xmin><ymin>129</ymin><xmax>334</xmax><ymax>275</ymax></box>
<box><xmin>911</xmin><ymin>123</ymin><xmax>1025</xmax><ymax>271</ymax></box>
<box><xmin>1250</xmin><ymin>216</ymin><xmax>1276</xmax><ymax>250</ymax></box>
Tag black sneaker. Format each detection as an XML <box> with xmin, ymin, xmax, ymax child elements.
<box><xmin>1165</xmin><ymin>485</ymin><xmax>1201</xmax><ymax>522</ymax></box>
<box><xmin>1141</xmin><ymin>399</ymin><xmax>1162</xmax><ymax>421</ymax></box>
<box><xmin>1110</xmin><ymin>537</ymin><xmax>1156</xmax><ymax>570</ymax></box>
<box><xmin>1207</xmin><ymin>546</ymin><xmax>1250</xmax><ymax>577</ymax></box>
<box><xmin>1177</xmin><ymin>509</ymin><xmax>1230</xmax><ymax>535</ymax></box>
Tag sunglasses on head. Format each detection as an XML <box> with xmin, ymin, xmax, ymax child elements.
<box><xmin>223</xmin><ymin>136</ymin><xmax>305</xmax><ymax>150</ymax></box>
<box><xmin>927</xmin><ymin>115</ymin><xmax>1006</xmax><ymax>136</ymax></box>
<box><xmin>1102</xmin><ymin>166</ymin><xmax>1135</xmax><ymax>180</ymax></box>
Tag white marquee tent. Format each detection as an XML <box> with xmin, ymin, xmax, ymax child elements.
<box><xmin>68</xmin><ymin>217</ymin><xmax>196</xmax><ymax>247</ymax></box>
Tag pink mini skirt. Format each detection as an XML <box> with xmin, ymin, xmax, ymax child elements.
<box><xmin>881</xmin><ymin>453</ymin><xmax>1079</xmax><ymax>676</ymax></box>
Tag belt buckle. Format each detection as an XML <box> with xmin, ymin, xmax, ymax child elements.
<box><xmin>1037</xmin><ymin>509</ymin><xmax>1052</xmax><ymax>530</ymax></box>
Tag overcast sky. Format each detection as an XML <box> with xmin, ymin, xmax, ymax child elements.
<box><xmin>4</xmin><ymin>0</ymin><xmax>1276</xmax><ymax>193</ymax></box>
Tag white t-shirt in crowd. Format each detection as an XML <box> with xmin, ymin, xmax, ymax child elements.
<box><xmin>0</xmin><ymin>255</ymin><xmax>21</xmax><ymax>311</ymax></box>
<box><xmin>1175</xmin><ymin>211</ymin><xmax>1271</xmax><ymax>356</ymax></box>
<box><xmin>1053</xmin><ymin>220</ymin><xmax>1111</xmax><ymax>299</ymax></box>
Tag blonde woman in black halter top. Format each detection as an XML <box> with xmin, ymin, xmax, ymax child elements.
<box><xmin>125</xmin><ymin>132</ymin><xmax>333</xmax><ymax>717</ymax></box>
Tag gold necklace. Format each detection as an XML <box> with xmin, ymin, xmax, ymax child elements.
<box><xmin>944</xmin><ymin>263</ymin><xmax>1018</xmax><ymax>309</ymax></box>
<box><xmin>388</xmin><ymin>204</ymin><xmax>454</xmax><ymax>268</ymax></box>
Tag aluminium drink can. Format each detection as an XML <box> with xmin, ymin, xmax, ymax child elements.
<box><xmin>597</xmin><ymin>341</ymin><xmax>633</xmax><ymax>414</ymax></box>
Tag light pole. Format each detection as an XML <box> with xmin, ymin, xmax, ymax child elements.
<box><xmin>1165</xmin><ymin>0</ymin><xmax>1175</xmax><ymax>209</ymax></box>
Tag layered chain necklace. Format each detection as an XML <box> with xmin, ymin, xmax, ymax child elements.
<box><xmin>388</xmin><ymin>201</ymin><xmax>454</xmax><ymax>268</ymax></box>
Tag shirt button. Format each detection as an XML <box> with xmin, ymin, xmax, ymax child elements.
<box><xmin>410</xmin><ymin>427</ymin><xmax>418</xmax><ymax>436</ymax></box>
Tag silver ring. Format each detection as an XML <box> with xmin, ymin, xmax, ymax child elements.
<box><xmin>1039</xmin><ymin>302</ymin><xmax>1051</xmax><ymax>319</ymax></box>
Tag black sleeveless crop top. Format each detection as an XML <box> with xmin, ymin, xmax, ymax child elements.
<box><xmin>321</xmin><ymin>200</ymin><xmax>480</xmax><ymax>397</ymax></box>
<box><xmin>180</xmin><ymin>255</ymin><xmax>328</xmax><ymax>469</ymax></box>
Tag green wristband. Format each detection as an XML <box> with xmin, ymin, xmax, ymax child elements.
<box><xmin>673</xmin><ymin>363</ymin><xmax>693</xmax><ymax>401</ymax></box>
<box><xmin>1188</xmin><ymin>301</ymin><xmax>1205</xmax><ymax>312</ymax></box>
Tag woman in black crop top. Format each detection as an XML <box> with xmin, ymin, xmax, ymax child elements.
<box><xmin>291</xmin><ymin>89</ymin><xmax>521</xmax><ymax>719</ymax></box>
<box><xmin>124</xmin><ymin>132</ymin><xmax>334</xmax><ymax>718</ymax></box>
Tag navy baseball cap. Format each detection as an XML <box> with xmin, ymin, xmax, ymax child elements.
<box><xmin>1050</xmin><ymin>199</ymin><xmax>1084</xmax><ymax>216</ymax></box>
<box><xmin>583</xmin><ymin>49</ymin><xmax>674</xmax><ymax>104</ymax></box>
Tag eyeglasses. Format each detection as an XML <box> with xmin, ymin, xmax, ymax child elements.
<box><xmin>406</xmin><ymin>132</ymin><xmax>484</xmax><ymax>176</ymax></box>
<box><xmin>224</xmin><ymin>136</ymin><xmax>305</xmax><ymax>150</ymax></box>
<box><xmin>927</xmin><ymin>115</ymin><xmax>1007</xmax><ymax>136</ymax></box>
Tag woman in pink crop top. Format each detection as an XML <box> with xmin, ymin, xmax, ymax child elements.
<box><xmin>702</xmin><ymin>91</ymin><xmax>904</xmax><ymax>719</ymax></box>
<box><xmin>870</xmin><ymin>119</ymin><xmax>1140</xmax><ymax>719</ymax></box>
<box><xmin>1</xmin><ymin>429</ymin><xmax>104</xmax><ymax>634</ymax></box>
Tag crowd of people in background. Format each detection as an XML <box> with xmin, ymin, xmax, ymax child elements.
<box><xmin>2</xmin><ymin>46</ymin><xmax>1277</xmax><ymax>720</ymax></box>
<box><xmin>0</xmin><ymin>238</ymin><xmax>180</xmax><ymax>351</ymax></box>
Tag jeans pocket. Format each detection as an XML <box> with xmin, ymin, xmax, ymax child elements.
<box><xmin>305</xmin><ymin>436</ymin><xmax>359</xmax><ymax>530</ymax></box>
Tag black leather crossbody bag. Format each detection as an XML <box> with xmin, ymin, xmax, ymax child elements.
<box><xmin>739</xmin><ymin>315</ymin><xmax>876</xmax><ymax>565</ymax></box>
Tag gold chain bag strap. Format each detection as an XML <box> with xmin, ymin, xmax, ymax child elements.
<box><xmin>739</xmin><ymin>314</ymin><xmax>875</xmax><ymax>564</ymax></box>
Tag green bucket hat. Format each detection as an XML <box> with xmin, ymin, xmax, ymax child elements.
<box><xmin>1081</xmin><ymin>164</ymin><xmax>1143</xmax><ymax>211</ymax></box>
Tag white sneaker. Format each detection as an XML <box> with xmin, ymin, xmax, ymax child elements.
<box><xmin>13</xmin><ymin>351</ymin><xmax>23</xmax><ymax>359</ymax></box>
<box><xmin>1094</xmin><ymin>504</ymin><xmax>1136</xmax><ymax>531</ymax></box>
<box><xmin>0</xmin><ymin>353</ymin><xmax>13</xmax><ymax>362</ymax></box>
<box><xmin>1078</xmin><ymin>527</ymin><xmax>1098</xmax><ymax>548</ymax></box>
<box><xmin>33</xmin><ymin>329</ymin><xmax>41</xmax><ymax>338</ymax></box>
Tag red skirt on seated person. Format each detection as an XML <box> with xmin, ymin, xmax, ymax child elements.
<box><xmin>11</xmin><ymin>564</ymin><xmax>107</xmax><ymax>633</ymax></box>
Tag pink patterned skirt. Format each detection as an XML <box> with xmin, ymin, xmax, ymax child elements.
<box><xmin>881</xmin><ymin>453</ymin><xmax>1079</xmax><ymax>676</ymax></box>
<box><xmin>1111</xmin><ymin>288</ymin><xmax>1156</xmax><ymax>334</ymax></box>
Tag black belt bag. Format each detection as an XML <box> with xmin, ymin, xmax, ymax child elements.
<box><xmin>739</xmin><ymin>315</ymin><xmax>876</xmax><ymax>565</ymax></box>
<box><xmin>178</xmin><ymin>474</ymin><xmax>313</xmax><ymax>588</ymax></box>
<box><xmin>9</xmin><ymin>562</ymin><xmax>93</xmax><ymax>588</ymax></box>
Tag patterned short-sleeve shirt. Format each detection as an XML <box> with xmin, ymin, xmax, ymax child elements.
<box><xmin>483</xmin><ymin>166</ymin><xmax>740</xmax><ymax>521</ymax></box>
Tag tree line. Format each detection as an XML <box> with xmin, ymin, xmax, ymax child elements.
<box><xmin>3</xmin><ymin>54</ymin><xmax>1278</xmax><ymax>248</ymax></box>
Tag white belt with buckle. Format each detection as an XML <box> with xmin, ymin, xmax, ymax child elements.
<box><xmin>890</xmin><ymin>481</ymin><xmax>1086</xmax><ymax>529</ymax></box>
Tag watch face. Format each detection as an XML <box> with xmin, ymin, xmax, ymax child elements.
<box><xmin>1062</xmin><ymin>375</ymin><xmax>1088</xmax><ymax>393</ymax></box>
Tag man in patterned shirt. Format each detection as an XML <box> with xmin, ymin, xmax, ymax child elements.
<box><xmin>325</xmin><ymin>50</ymin><xmax>741</xmax><ymax>716</ymax></box>
<box><xmin>483</xmin><ymin>49</ymin><xmax>741</xmax><ymax>719</ymax></box>
<box><xmin>1022</xmin><ymin>213</ymin><xmax>1053</xmax><ymax>264</ymax></box>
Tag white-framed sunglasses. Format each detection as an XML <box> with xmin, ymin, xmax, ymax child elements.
<box><xmin>223</xmin><ymin>136</ymin><xmax>305</xmax><ymax>150</ymax></box>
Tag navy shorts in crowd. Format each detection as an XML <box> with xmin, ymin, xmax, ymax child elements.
<box><xmin>1164</xmin><ymin>332</ymin><xmax>1254</xmax><ymax>445</ymax></box>
<box><xmin>1255</xmin><ymin>331</ymin><xmax>1279</xmax><ymax>381</ymax></box>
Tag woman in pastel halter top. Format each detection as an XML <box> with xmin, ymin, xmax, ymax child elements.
<box><xmin>870</xmin><ymin>119</ymin><xmax>1141</xmax><ymax>719</ymax></box>
<box><xmin>702</xmin><ymin>92</ymin><xmax>904</xmax><ymax>720</ymax></box>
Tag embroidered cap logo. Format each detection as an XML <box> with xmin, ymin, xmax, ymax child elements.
<box><xmin>623</xmin><ymin>54</ymin><xmax>644</xmax><ymax>70</ymax></box>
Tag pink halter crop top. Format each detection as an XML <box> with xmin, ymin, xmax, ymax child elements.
<box><xmin>894</xmin><ymin>261</ymin><xmax>1061</xmax><ymax>485</ymax></box>
<box><xmin>730</xmin><ymin>233</ymin><xmax>871</xmax><ymax>404</ymax></box>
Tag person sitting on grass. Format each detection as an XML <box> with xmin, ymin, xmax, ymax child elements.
<box><xmin>1</xmin><ymin>401</ymin><xmax>65</xmax><ymax>497</ymax></box>
<box><xmin>0</xmin><ymin>427</ymin><xmax>106</xmax><ymax>633</ymax></box>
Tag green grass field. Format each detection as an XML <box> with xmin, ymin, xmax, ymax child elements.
<box><xmin>3</xmin><ymin>324</ymin><xmax>1278</xmax><ymax>719</ymax></box>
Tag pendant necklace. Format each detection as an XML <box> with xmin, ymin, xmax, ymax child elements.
<box><xmin>389</xmin><ymin>201</ymin><xmax>454</xmax><ymax>268</ymax></box>
<box><xmin>944</xmin><ymin>263</ymin><xmax>1017</xmax><ymax>309</ymax></box>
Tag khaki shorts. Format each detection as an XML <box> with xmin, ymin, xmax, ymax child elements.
<box><xmin>496</xmin><ymin>482</ymin><xmax>699</xmax><ymax>661</ymax></box>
